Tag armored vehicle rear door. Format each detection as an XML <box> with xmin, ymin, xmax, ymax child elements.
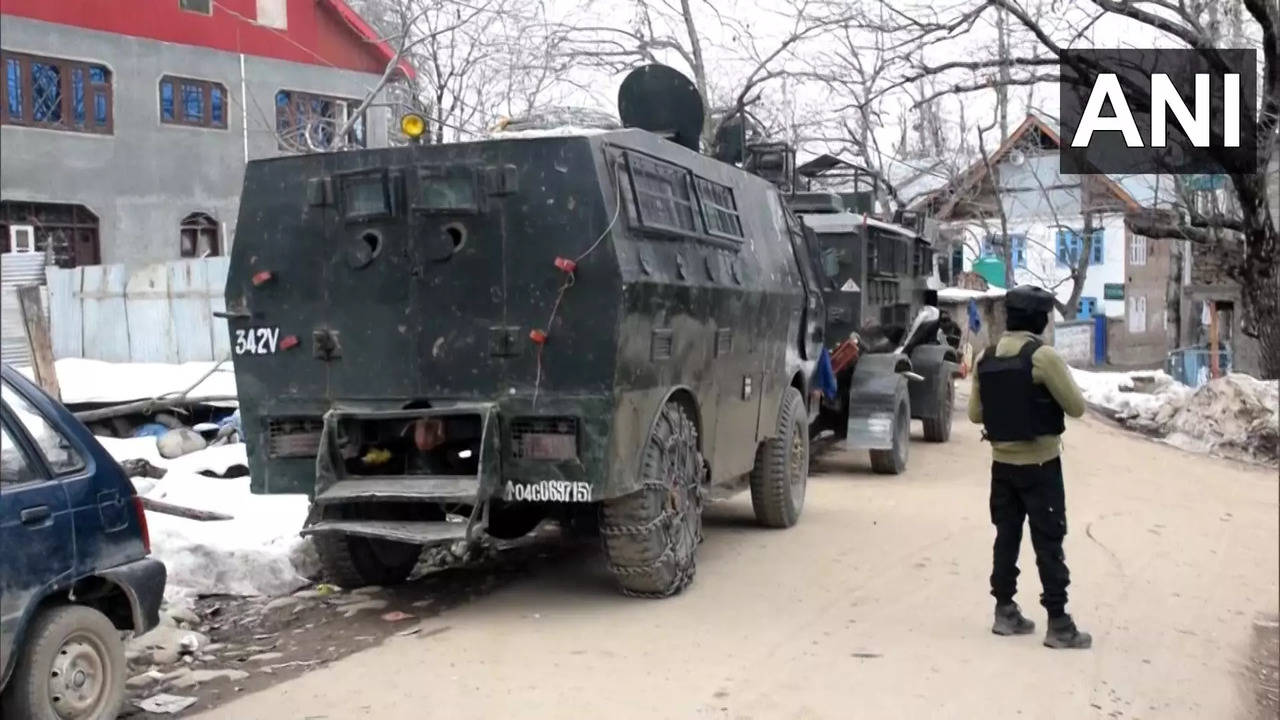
<box><xmin>320</xmin><ymin>166</ymin><xmax>422</xmax><ymax>398</ymax></box>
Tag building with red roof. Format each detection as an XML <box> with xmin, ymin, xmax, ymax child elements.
<box><xmin>1</xmin><ymin>0</ymin><xmax>413</xmax><ymax>266</ymax></box>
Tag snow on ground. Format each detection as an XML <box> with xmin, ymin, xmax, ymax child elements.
<box><xmin>1072</xmin><ymin>368</ymin><xmax>1279</xmax><ymax>465</ymax></box>
<box><xmin>99</xmin><ymin>438</ymin><xmax>310</xmax><ymax>600</ymax></box>
<box><xmin>23</xmin><ymin>358</ymin><xmax>237</xmax><ymax>405</ymax></box>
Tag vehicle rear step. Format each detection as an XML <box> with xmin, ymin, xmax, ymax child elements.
<box><xmin>301</xmin><ymin>520</ymin><xmax>472</xmax><ymax>546</ymax></box>
<box><xmin>315</xmin><ymin>477</ymin><xmax>479</xmax><ymax>505</ymax></box>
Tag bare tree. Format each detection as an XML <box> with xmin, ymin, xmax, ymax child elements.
<box><xmin>555</xmin><ymin>0</ymin><xmax>851</xmax><ymax>149</ymax></box>
<box><xmin>865</xmin><ymin>0</ymin><xmax>1277</xmax><ymax>376</ymax></box>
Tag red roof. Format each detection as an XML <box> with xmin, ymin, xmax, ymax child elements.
<box><xmin>0</xmin><ymin>0</ymin><xmax>415</xmax><ymax>80</ymax></box>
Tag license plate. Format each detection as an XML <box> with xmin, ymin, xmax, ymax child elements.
<box><xmin>234</xmin><ymin>327</ymin><xmax>281</xmax><ymax>355</ymax></box>
<box><xmin>522</xmin><ymin>433</ymin><xmax>577</xmax><ymax>460</ymax></box>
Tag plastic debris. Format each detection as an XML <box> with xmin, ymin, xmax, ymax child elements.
<box><xmin>132</xmin><ymin>423</ymin><xmax>170</xmax><ymax>439</ymax></box>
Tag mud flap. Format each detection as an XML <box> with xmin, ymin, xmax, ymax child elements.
<box><xmin>846</xmin><ymin>354</ymin><xmax>911</xmax><ymax>451</ymax></box>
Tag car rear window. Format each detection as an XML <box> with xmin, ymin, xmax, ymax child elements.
<box><xmin>1</xmin><ymin>425</ymin><xmax>37</xmax><ymax>485</ymax></box>
<box><xmin>1</xmin><ymin>380</ymin><xmax>85</xmax><ymax>477</ymax></box>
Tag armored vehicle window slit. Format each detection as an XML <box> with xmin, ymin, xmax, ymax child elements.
<box><xmin>341</xmin><ymin>171</ymin><xmax>393</xmax><ymax>222</ymax></box>
<box><xmin>624</xmin><ymin>151</ymin><xmax>699</xmax><ymax>235</ymax></box>
<box><xmin>693</xmin><ymin>176</ymin><xmax>743</xmax><ymax>241</ymax></box>
<box><xmin>415</xmin><ymin>166</ymin><xmax>479</xmax><ymax>214</ymax></box>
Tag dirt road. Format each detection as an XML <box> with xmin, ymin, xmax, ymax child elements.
<box><xmin>194</xmin><ymin>406</ymin><xmax>1278</xmax><ymax>720</ymax></box>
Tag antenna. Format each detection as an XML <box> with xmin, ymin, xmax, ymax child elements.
<box><xmin>617</xmin><ymin>64</ymin><xmax>705</xmax><ymax>153</ymax></box>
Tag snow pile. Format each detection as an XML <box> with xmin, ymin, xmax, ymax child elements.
<box><xmin>28</xmin><ymin>358</ymin><xmax>237</xmax><ymax>405</ymax></box>
<box><xmin>1162</xmin><ymin>375</ymin><xmax>1279</xmax><ymax>464</ymax></box>
<box><xmin>99</xmin><ymin>439</ymin><xmax>311</xmax><ymax>600</ymax></box>
<box><xmin>1071</xmin><ymin>368</ymin><xmax>1191</xmax><ymax>420</ymax></box>
<box><xmin>1072</xmin><ymin>368</ymin><xmax>1279</xmax><ymax>465</ymax></box>
<box><xmin>938</xmin><ymin>287</ymin><xmax>1007</xmax><ymax>301</ymax></box>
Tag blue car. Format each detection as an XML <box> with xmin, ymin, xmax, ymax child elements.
<box><xmin>0</xmin><ymin>363</ymin><xmax>166</xmax><ymax>720</ymax></box>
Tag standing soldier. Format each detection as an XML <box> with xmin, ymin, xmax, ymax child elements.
<box><xmin>968</xmin><ymin>285</ymin><xmax>1092</xmax><ymax>649</ymax></box>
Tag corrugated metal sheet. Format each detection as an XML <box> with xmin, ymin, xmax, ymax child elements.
<box><xmin>1</xmin><ymin>253</ymin><xmax>48</xmax><ymax>369</ymax></box>
<box><xmin>47</xmin><ymin>257</ymin><xmax>231</xmax><ymax>363</ymax></box>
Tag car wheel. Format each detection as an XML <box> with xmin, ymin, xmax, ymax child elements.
<box><xmin>0</xmin><ymin>605</ymin><xmax>125</xmax><ymax>720</ymax></box>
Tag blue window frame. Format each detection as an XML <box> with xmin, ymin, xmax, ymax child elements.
<box><xmin>160</xmin><ymin>80</ymin><xmax>175</xmax><ymax>121</ymax></box>
<box><xmin>159</xmin><ymin>75</ymin><xmax>226</xmax><ymax>129</ymax></box>
<box><xmin>181</xmin><ymin>82</ymin><xmax>203</xmax><ymax>122</ymax></box>
<box><xmin>275</xmin><ymin>89</ymin><xmax>365</xmax><ymax>152</ymax></box>
<box><xmin>984</xmin><ymin>233</ymin><xmax>1028</xmax><ymax>267</ymax></box>
<box><xmin>1077</xmin><ymin>296</ymin><xmax>1098</xmax><ymax>319</ymax></box>
<box><xmin>4</xmin><ymin>58</ymin><xmax>20</xmax><ymax>118</ymax></box>
<box><xmin>210</xmin><ymin>86</ymin><xmax>224</xmax><ymax>125</ymax></box>
<box><xmin>1089</xmin><ymin>228</ymin><xmax>1104</xmax><ymax>264</ymax></box>
<box><xmin>0</xmin><ymin>51</ymin><xmax>111</xmax><ymax>133</ymax></box>
<box><xmin>71</xmin><ymin>68</ymin><xmax>84</xmax><ymax>124</ymax></box>
<box><xmin>1056</xmin><ymin>228</ymin><xmax>1105</xmax><ymax>266</ymax></box>
<box><xmin>31</xmin><ymin>62</ymin><xmax>61</xmax><ymax>122</ymax></box>
<box><xmin>1010</xmin><ymin>234</ymin><xmax>1027</xmax><ymax>267</ymax></box>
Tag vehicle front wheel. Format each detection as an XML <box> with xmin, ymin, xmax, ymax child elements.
<box><xmin>869</xmin><ymin>398</ymin><xmax>910</xmax><ymax>475</ymax></box>
<box><xmin>749</xmin><ymin>386</ymin><xmax>808</xmax><ymax>528</ymax></box>
<box><xmin>600</xmin><ymin>399</ymin><xmax>704</xmax><ymax>598</ymax></box>
<box><xmin>0</xmin><ymin>605</ymin><xmax>126</xmax><ymax>720</ymax></box>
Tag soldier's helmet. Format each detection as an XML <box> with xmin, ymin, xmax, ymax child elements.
<box><xmin>1005</xmin><ymin>285</ymin><xmax>1056</xmax><ymax>314</ymax></box>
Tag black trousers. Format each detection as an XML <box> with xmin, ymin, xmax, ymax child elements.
<box><xmin>989</xmin><ymin>457</ymin><xmax>1070</xmax><ymax>617</ymax></box>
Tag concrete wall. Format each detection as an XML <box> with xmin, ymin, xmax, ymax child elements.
<box><xmin>0</xmin><ymin>15</ymin><xmax>392</xmax><ymax>268</ymax></box>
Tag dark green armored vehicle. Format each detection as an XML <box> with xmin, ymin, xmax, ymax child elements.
<box><xmin>225</xmin><ymin>66</ymin><xmax>822</xmax><ymax>597</ymax></box>
<box><xmin>793</xmin><ymin>194</ymin><xmax>959</xmax><ymax>474</ymax></box>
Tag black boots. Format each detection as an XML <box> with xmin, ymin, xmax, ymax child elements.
<box><xmin>993</xmin><ymin>605</ymin><xmax>1092</xmax><ymax>648</ymax></box>
<box><xmin>992</xmin><ymin>603</ymin><xmax>1036</xmax><ymax>636</ymax></box>
<box><xmin>1043</xmin><ymin>614</ymin><xmax>1093</xmax><ymax>649</ymax></box>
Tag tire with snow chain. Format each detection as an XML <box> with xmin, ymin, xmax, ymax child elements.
<box><xmin>313</xmin><ymin>516</ymin><xmax>423</xmax><ymax>589</ymax></box>
<box><xmin>600</xmin><ymin>400</ymin><xmax>704</xmax><ymax>598</ymax></box>
<box><xmin>749</xmin><ymin>387</ymin><xmax>808</xmax><ymax>528</ymax></box>
<box><xmin>869</xmin><ymin>398</ymin><xmax>910</xmax><ymax>475</ymax></box>
<box><xmin>922</xmin><ymin>375</ymin><xmax>953</xmax><ymax>443</ymax></box>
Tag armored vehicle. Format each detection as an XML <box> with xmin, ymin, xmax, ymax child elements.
<box><xmin>225</xmin><ymin>65</ymin><xmax>822</xmax><ymax>598</ymax></box>
<box><xmin>791</xmin><ymin>193</ymin><xmax>959</xmax><ymax>473</ymax></box>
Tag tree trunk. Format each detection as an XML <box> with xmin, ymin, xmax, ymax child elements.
<box><xmin>1240</xmin><ymin>225</ymin><xmax>1280</xmax><ymax>379</ymax></box>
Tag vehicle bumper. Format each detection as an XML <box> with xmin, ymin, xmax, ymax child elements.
<box><xmin>99</xmin><ymin>557</ymin><xmax>167</xmax><ymax>635</ymax></box>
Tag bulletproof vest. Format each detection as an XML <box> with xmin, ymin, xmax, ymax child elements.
<box><xmin>977</xmin><ymin>338</ymin><xmax>1067</xmax><ymax>442</ymax></box>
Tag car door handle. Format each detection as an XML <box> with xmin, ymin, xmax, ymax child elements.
<box><xmin>20</xmin><ymin>505</ymin><xmax>51</xmax><ymax>525</ymax></box>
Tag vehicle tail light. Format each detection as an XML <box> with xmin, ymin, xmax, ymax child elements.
<box><xmin>133</xmin><ymin>496</ymin><xmax>151</xmax><ymax>555</ymax></box>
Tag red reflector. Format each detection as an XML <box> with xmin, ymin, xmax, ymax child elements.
<box><xmin>529</xmin><ymin>329</ymin><xmax>547</xmax><ymax>345</ymax></box>
<box><xmin>279</xmin><ymin>334</ymin><xmax>299</xmax><ymax>350</ymax></box>
<box><xmin>251</xmin><ymin>270</ymin><xmax>274</xmax><ymax>286</ymax></box>
<box><xmin>133</xmin><ymin>496</ymin><xmax>151</xmax><ymax>555</ymax></box>
<box><xmin>554</xmin><ymin>257</ymin><xmax>577</xmax><ymax>273</ymax></box>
